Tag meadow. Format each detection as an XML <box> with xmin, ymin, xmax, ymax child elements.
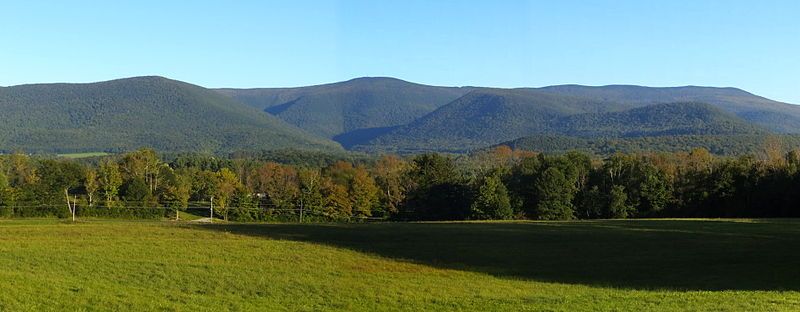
<box><xmin>0</xmin><ymin>219</ymin><xmax>798</xmax><ymax>311</ymax></box>
<box><xmin>56</xmin><ymin>152</ymin><xmax>111</xmax><ymax>159</ymax></box>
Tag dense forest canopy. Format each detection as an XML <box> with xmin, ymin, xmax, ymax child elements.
<box><xmin>2</xmin><ymin>141</ymin><xmax>798</xmax><ymax>221</ymax></box>
<box><xmin>0</xmin><ymin>77</ymin><xmax>339</xmax><ymax>153</ymax></box>
<box><xmin>4</xmin><ymin>76</ymin><xmax>800</xmax><ymax>155</ymax></box>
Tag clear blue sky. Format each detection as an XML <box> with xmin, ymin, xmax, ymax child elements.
<box><xmin>1</xmin><ymin>1</ymin><xmax>798</xmax><ymax>103</ymax></box>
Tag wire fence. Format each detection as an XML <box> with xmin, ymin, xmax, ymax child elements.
<box><xmin>0</xmin><ymin>202</ymin><xmax>382</xmax><ymax>222</ymax></box>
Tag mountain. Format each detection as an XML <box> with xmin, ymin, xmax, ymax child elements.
<box><xmin>555</xmin><ymin>102</ymin><xmax>767</xmax><ymax>137</ymax></box>
<box><xmin>352</xmin><ymin>88</ymin><xmax>634</xmax><ymax>152</ymax></box>
<box><xmin>497</xmin><ymin>134</ymin><xmax>800</xmax><ymax>156</ymax></box>
<box><xmin>537</xmin><ymin>85</ymin><xmax>800</xmax><ymax>133</ymax></box>
<box><xmin>354</xmin><ymin>91</ymin><xmax>766</xmax><ymax>153</ymax></box>
<box><xmin>4</xmin><ymin>76</ymin><xmax>797</xmax><ymax>155</ymax></box>
<box><xmin>216</xmin><ymin>77</ymin><xmax>470</xmax><ymax>145</ymax></box>
<box><xmin>216</xmin><ymin>78</ymin><xmax>798</xmax><ymax>153</ymax></box>
<box><xmin>0</xmin><ymin>76</ymin><xmax>340</xmax><ymax>154</ymax></box>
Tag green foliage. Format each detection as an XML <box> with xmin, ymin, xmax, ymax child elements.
<box><xmin>3</xmin><ymin>146</ymin><xmax>800</xmax><ymax>222</ymax></box>
<box><xmin>502</xmin><ymin>134</ymin><xmax>800</xmax><ymax>156</ymax></box>
<box><xmin>217</xmin><ymin>77</ymin><xmax>470</xmax><ymax>143</ymax></box>
<box><xmin>607</xmin><ymin>185</ymin><xmax>633</xmax><ymax>218</ymax></box>
<box><xmin>470</xmin><ymin>171</ymin><xmax>513</xmax><ymax>220</ymax></box>
<box><xmin>354</xmin><ymin>89</ymin><xmax>774</xmax><ymax>153</ymax></box>
<box><xmin>350</xmin><ymin>166</ymin><xmax>379</xmax><ymax>218</ymax></box>
<box><xmin>400</xmin><ymin>154</ymin><xmax>472</xmax><ymax>220</ymax></box>
<box><xmin>0</xmin><ymin>76</ymin><xmax>339</xmax><ymax>154</ymax></box>
<box><xmin>538</xmin><ymin>84</ymin><xmax>800</xmax><ymax>133</ymax></box>
<box><xmin>534</xmin><ymin>167</ymin><xmax>575</xmax><ymax>220</ymax></box>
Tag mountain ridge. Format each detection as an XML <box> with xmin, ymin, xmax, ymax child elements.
<box><xmin>0</xmin><ymin>76</ymin><xmax>340</xmax><ymax>153</ymax></box>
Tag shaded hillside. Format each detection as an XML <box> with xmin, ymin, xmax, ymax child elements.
<box><xmin>354</xmin><ymin>89</ymin><xmax>629</xmax><ymax>153</ymax></box>
<box><xmin>355</xmin><ymin>89</ymin><xmax>764</xmax><ymax>152</ymax></box>
<box><xmin>538</xmin><ymin>85</ymin><xmax>800</xmax><ymax>133</ymax></box>
<box><xmin>556</xmin><ymin>102</ymin><xmax>767</xmax><ymax>137</ymax></box>
<box><xmin>216</xmin><ymin>77</ymin><xmax>470</xmax><ymax>139</ymax></box>
<box><xmin>497</xmin><ymin>134</ymin><xmax>800</xmax><ymax>156</ymax></box>
<box><xmin>0</xmin><ymin>77</ymin><xmax>340</xmax><ymax>153</ymax></box>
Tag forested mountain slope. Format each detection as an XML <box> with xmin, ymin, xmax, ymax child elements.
<box><xmin>216</xmin><ymin>77</ymin><xmax>470</xmax><ymax>141</ymax></box>
<box><xmin>354</xmin><ymin>88</ymin><xmax>765</xmax><ymax>153</ymax></box>
<box><xmin>556</xmin><ymin>102</ymin><xmax>767</xmax><ymax>137</ymax></box>
<box><xmin>538</xmin><ymin>85</ymin><xmax>800</xmax><ymax>133</ymax></box>
<box><xmin>0</xmin><ymin>76</ymin><xmax>340</xmax><ymax>153</ymax></box>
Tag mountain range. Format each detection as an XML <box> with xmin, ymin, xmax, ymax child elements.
<box><xmin>2</xmin><ymin>76</ymin><xmax>798</xmax><ymax>155</ymax></box>
<box><xmin>0</xmin><ymin>77</ymin><xmax>338</xmax><ymax>153</ymax></box>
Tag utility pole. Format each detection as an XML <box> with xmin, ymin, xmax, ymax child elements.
<box><xmin>210</xmin><ymin>196</ymin><xmax>214</xmax><ymax>223</ymax></box>
<box><xmin>64</xmin><ymin>189</ymin><xmax>76</xmax><ymax>222</ymax></box>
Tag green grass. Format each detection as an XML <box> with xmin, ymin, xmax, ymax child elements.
<box><xmin>0</xmin><ymin>219</ymin><xmax>798</xmax><ymax>311</ymax></box>
<box><xmin>57</xmin><ymin>152</ymin><xmax>111</xmax><ymax>159</ymax></box>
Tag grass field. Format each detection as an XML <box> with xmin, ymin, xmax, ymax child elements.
<box><xmin>57</xmin><ymin>152</ymin><xmax>111</xmax><ymax>159</ymax></box>
<box><xmin>0</xmin><ymin>219</ymin><xmax>798</xmax><ymax>311</ymax></box>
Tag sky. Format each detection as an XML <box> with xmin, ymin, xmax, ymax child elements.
<box><xmin>1</xmin><ymin>0</ymin><xmax>798</xmax><ymax>103</ymax></box>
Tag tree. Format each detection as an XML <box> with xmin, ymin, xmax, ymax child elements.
<box><xmin>607</xmin><ymin>185</ymin><xmax>632</xmax><ymax>218</ymax></box>
<box><xmin>401</xmin><ymin>154</ymin><xmax>471</xmax><ymax>220</ymax></box>
<box><xmin>84</xmin><ymin>169</ymin><xmax>99</xmax><ymax>207</ymax></box>
<box><xmin>373</xmin><ymin>155</ymin><xmax>408</xmax><ymax>216</ymax></box>
<box><xmin>350</xmin><ymin>166</ymin><xmax>379</xmax><ymax>219</ymax></box>
<box><xmin>326</xmin><ymin>161</ymin><xmax>355</xmax><ymax>186</ymax></box>
<box><xmin>762</xmin><ymin>135</ymin><xmax>785</xmax><ymax>168</ymax></box>
<box><xmin>229</xmin><ymin>187</ymin><xmax>258</xmax><ymax>222</ymax></box>
<box><xmin>321</xmin><ymin>178</ymin><xmax>352</xmax><ymax>220</ymax></box>
<box><xmin>214</xmin><ymin>168</ymin><xmax>241</xmax><ymax>221</ymax></box>
<box><xmin>119</xmin><ymin>148</ymin><xmax>161</xmax><ymax>193</ymax></box>
<box><xmin>160</xmin><ymin>167</ymin><xmax>191</xmax><ymax>219</ymax></box>
<box><xmin>99</xmin><ymin>159</ymin><xmax>123</xmax><ymax>208</ymax></box>
<box><xmin>577</xmin><ymin>185</ymin><xmax>604</xmax><ymax>219</ymax></box>
<box><xmin>298</xmin><ymin>168</ymin><xmax>324</xmax><ymax>222</ymax></box>
<box><xmin>470</xmin><ymin>171</ymin><xmax>513</xmax><ymax>220</ymax></box>
<box><xmin>122</xmin><ymin>177</ymin><xmax>151</xmax><ymax>203</ymax></box>
<box><xmin>638</xmin><ymin>166</ymin><xmax>670</xmax><ymax>217</ymax></box>
<box><xmin>0</xmin><ymin>171</ymin><xmax>10</xmax><ymax>217</ymax></box>
<box><xmin>534</xmin><ymin>167</ymin><xmax>575</xmax><ymax>220</ymax></box>
<box><xmin>251</xmin><ymin>162</ymin><xmax>299</xmax><ymax>215</ymax></box>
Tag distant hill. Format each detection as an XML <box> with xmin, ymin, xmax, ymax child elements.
<box><xmin>352</xmin><ymin>88</ymin><xmax>628</xmax><ymax>152</ymax></box>
<box><xmin>218</xmin><ymin>79</ymin><xmax>799</xmax><ymax>153</ymax></box>
<box><xmin>537</xmin><ymin>85</ymin><xmax>800</xmax><ymax>133</ymax></box>
<box><xmin>555</xmin><ymin>102</ymin><xmax>767</xmax><ymax>137</ymax></box>
<box><xmin>0</xmin><ymin>76</ymin><xmax>340</xmax><ymax>153</ymax></box>
<box><xmin>353</xmin><ymin>88</ymin><xmax>766</xmax><ymax>153</ymax></box>
<box><xmin>216</xmin><ymin>77</ymin><xmax>470</xmax><ymax>144</ymax></box>
<box><xmin>496</xmin><ymin>134</ymin><xmax>800</xmax><ymax>156</ymax></box>
<box><xmin>5</xmin><ymin>76</ymin><xmax>798</xmax><ymax>155</ymax></box>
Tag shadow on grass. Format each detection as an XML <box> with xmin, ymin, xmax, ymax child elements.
<box><xmin>200</xmin><ymin>219</ymin><xmax>800</xmax><ymax>291</ymax></box>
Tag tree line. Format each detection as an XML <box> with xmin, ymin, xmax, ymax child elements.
<box><xmin>1</xmin><ymin>143</ymin><xmax>799</xmax><ymax>221</ymax></box>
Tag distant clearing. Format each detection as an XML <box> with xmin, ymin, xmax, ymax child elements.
<box><xmin>57</xmin><ymin>152</ymin><xmax>111</xmax><ymax>159</ymax></box>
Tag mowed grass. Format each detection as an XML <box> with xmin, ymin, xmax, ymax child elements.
<box><xmin>0</xmin><ymin>219</ymin><xmax>798</xmax><ymax>311</ymax></box>
<box><xmin>57</xmin><ymin>152</ymin><xmax>111</xmax><ymax>159</ymax></box>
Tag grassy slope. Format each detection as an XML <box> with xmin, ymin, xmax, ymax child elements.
<box><xmin>0</xmin><ymin>219</ymin><xmax>798</xmax><ymax>311</ymax></box>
